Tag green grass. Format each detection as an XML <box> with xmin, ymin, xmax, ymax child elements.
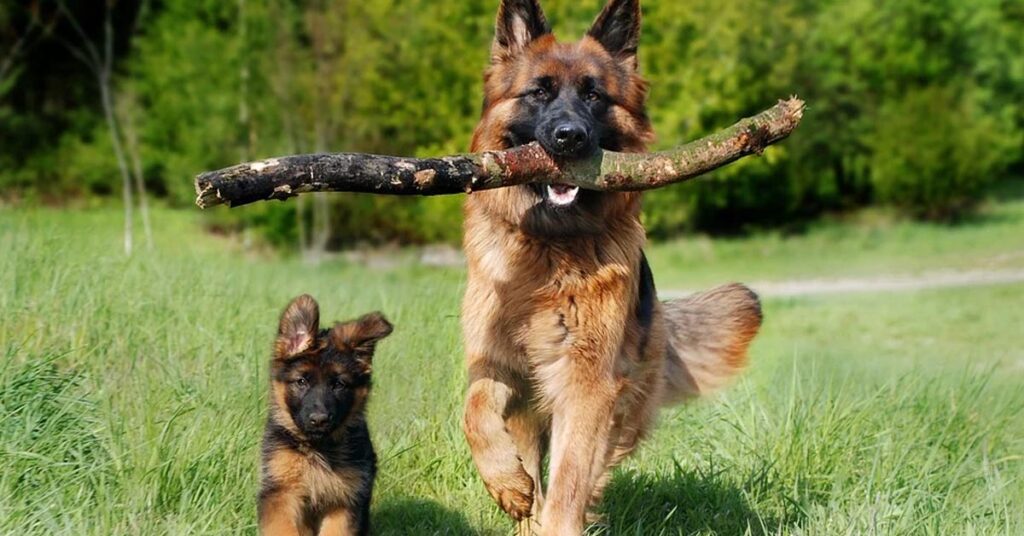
<box><xmin>1</xmin><ymin>205</ymin><xmax>1022</xmax><ymax>535</ymax></box>
<box><xmin>645</xmin><ymin>198</ymin><xmax>1024</xmax><ymax>289</ymax></box>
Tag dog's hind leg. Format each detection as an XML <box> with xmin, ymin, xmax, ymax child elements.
<box><xmin>587</xmin><ymin>316</ymin><xmax>670</xmax><ymax>521</ymax></box>
<box><xmin>463</xmin><ymin>371</ymin><xmax>535</xmax><ymax>521</ymax></box>
<box><xmin>585</xmin><ymin>410</ymin><xmax>651</xmax><ymax>522</ymax></box>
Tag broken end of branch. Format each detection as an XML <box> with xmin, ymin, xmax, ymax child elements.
<box><xmin>782</xmin><ymin>95</ymin><xmax>806</xmax><ymax>126</ymax></box>
<box><xmin>194</xmin><ymin>175</ymin><xmax>229</xmax><ymax>209</ymax></box>
<box><xmin>737</xmin><ymin>96</ymin><xmax>806</xmax><ymax>154</ymax></box>
<box><xmin>194</xmin><ymin>181</ymin><xmax>215</xmax><ymax>209</ymax></box>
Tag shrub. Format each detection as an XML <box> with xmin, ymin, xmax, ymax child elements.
<box><xmin>867</xmin><ymin>86</ymin><xmax>1019</xmax><ymax>220</ymax></box>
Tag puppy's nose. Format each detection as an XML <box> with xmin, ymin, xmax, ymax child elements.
<box><xmin>308</xmin><ymin>412</ymin><xmax>329</xmax><ymax>428</ymax></box>
<box><xmin>553</xmin><ymin>124</ymin><xmax>587</xmax><ymax>153</ymax></box>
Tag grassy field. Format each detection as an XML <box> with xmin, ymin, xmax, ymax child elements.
<box><xmin>2</xmin><ymin>203</ymin><xmax>1023</xmax><ymax>535</ymax></box>
<box><xmin>645</xmin><ymin>195</ymin><xmax>1024</xmax><ymax>289</ymax></box>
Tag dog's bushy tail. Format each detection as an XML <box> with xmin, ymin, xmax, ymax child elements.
<box><xmin>660</xmin><ymin>283</ymin><xmax>762</xmax><ymax>404</ymax></box>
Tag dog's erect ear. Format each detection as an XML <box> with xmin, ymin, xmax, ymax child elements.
<box><xmin>492</xmin><ymin>0</ymin><xmax>550</xmax><ymax>62</ymax></box>
<box><xmin>275</xmin><ymin>294</ymin><xmax>320</xmax><ymax>359</ymax></box>
<box><xmin>330</xmin><ymin>312</ymin><xmax>394</xmax><ymax>361</ymax></box>
<box><xmin>587</xmin><ymin>0</ymin><xmax>641</xmax><ymax>70</ymax></box>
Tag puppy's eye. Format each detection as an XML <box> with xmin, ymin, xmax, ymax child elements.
<box><xmin>531</xmin><ymin>88</ymin><xmax>549</xmax><ymax>100</ymax></box>
<box><xmin>332</xmin><ymin>378</ymin><xmax>347</xmax><ymax>390</ymax></box>
<box><xmin>584</xmin><ymin>90</ymin><xmax>602</xmax><ymax>102</ymax></box>
<box><xmin>293</xmin><ymin>377</ymin><xmax>308</xmax><ymax>388</ymax></box>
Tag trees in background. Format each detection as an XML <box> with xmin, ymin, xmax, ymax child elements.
<box><xmin>1</xmin><ymin>0</ymin><xmax>1022</xmax><ymax>248</ymax></box>
<box><xmin>638</xmin><ymin>0</ymin><xmax>1023</xmax><ymax>235</ymax></box>
<box><xmin>2</xmin><ymin>1</ymin><xmax>151</xmax><ymax>253</ymax></box>
<box><xmin>55</xmin><ymin>0</ymin><xmax>155</xmax><ymax>254</ymax></box>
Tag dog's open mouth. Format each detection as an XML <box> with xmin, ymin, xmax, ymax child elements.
<box><xmin>544</xmin><ymin>183</ymin><xmax>580</xmax><ymax>206</ymax></box>
<box><xmin>304</xmin><ymin>428</ymin><xmax>329</xmax><ymax>442</ymax></box>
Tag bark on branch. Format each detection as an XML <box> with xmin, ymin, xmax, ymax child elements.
<box><xmin>195</xmin><ymin>97</ymin><xmax>805</xmax><ymax>209</ymax></box>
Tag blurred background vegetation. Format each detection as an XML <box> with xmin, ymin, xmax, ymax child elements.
<box><xmin>2</xmin><ymin>0</ymin><xmax>1022</xmax><ymax>251</ymax></box>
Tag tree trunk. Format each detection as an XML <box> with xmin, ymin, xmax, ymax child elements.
<box><xmin>57</xmin><ymin>1</ymin><xmax>138</xmax><ymax>254</ymax></box>
<box><xmin>99</xmin><ymin>71</ymin><xmax>135</xmax><ymax>255</ymax></box>
<box><xmin>96</xmin><ymin>5</ymin><xmax>135</xmax><ymax>255</ymax></box>
<box><xmin>0</xmin><ymin>22</ymin><xmax>35</xmax><ymax>85</ymax></box>
<box><xmin>119</xmin><ymin>91</ymin><xmax>153</xmax><ymax>250</ymax></box>
<box><xmin>238</xmin><ymin>0</ymin><xmax>252</xmax><ymax>162</ymax></box>
<box><xmin>305</xmin><ymin>2</ymin><xmax>338</xmax><ymax>261</ymax></box>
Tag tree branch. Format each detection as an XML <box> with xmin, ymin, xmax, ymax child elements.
<box><xmin>0</xmin><ymin>22</ymin><xmax>36</xmax><ymax>84</ymax></box>
<box><xmin>55</xmin><ymin>1</ymin><xmax>102</xmax><ymax>71</ymax></box>
<box><xmin>196</xmin><ymin>97</ymin><xmax>805</xmax><ymax>209</ymax></box>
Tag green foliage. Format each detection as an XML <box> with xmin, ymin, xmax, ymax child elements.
<box><xmin>1</xmin><ymin>0</ymin><xmax>1023</xmax><ymax>241</ymax></box>
<box><xmin>129</xmin><ymin>3</ymin><xmax>248</xmax><ymax>203</ymax></box>
<box><xmin>56</xmin><ymin>124</ymin><xmax>122</xmax><ymax>197</ymax></box>
<box><xmin>868</xmin><ymin>86</ymin><xmax>1020</xmax><ymax>219</ymax></box>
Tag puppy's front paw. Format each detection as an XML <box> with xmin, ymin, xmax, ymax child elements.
<box><xmin>485</xmin><ymin>467</ymin><xmax>535</xmax><ymax>521</ymax></box>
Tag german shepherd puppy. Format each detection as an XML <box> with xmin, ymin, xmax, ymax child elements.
<box><xmin>461</xmin><ymin>1</ymin><xmax>763</xmax><ymax>533</ymax></box>
<box><xmin>259</xmin><ymin>295</ymin><xmax>393</xmax><ymax>536</ymax></box>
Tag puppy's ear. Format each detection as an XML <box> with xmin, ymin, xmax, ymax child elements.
<box><xmin>330</xmin><ymin>312</ymin><xmax>394</xmax><ymax>362</ymax></box>
<box><xmin>275</xmin><ymin>294</ymin><xmax>319</xmax><ymax>359</ymax></box>
<box><xmin>587</xmin><ymin>0</ymin><xmax>641</xmax><ymax>70</ymax></box>
<box><xmin>492</xmin><ymin>0</ymin><xmax>550</xmax><ymax>62</ymax></box>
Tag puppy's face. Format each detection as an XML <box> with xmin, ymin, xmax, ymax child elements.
<box><xmin>470</xmin><ymin>0</ymin><xmax>653</xmax><ymax>236</ymax></box>
<box><xmin>270</xmin><ymin>295</ymin><xmax>393</xmax><ymax>442</ymax></box>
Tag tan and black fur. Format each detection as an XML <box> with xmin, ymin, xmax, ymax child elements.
<box><xmin>461</xmin><ymin>1</ymin><xmax>763</xmax><ymax>534</ymax></box>
<box><xmin>259</xmin><ymin>295</ymin><xmax>393</xmax><ymax>536</ymax></box>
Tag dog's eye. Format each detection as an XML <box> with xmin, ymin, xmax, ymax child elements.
<box><xmin>531</xmin><ymin>88</ymin><xmax>549</xmax><ymax>100</ymax></box>
<box><xmin>293</xmin><ymin>377</ymin><xmax>308</xmax><ymax>388</ymax></box>
<box><xmin>584</xmin><ymin>90</ymin><xmax>602</xmax><ymax>102</ymax></box>
<box><xmin>331</xmin><ymin>378</ymin><xmax>347</xmax><ymax>390</ymax></box>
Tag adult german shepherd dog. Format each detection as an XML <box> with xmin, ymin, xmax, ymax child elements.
<box><xmin>259</xmin><ymin>295</ymin><xmax>393</xmax><ymax>536</ymax></box>
<box><xmin>461</xmin><ymin>0</ymin><xmax>763</xmax><ymax>533</ymax></box>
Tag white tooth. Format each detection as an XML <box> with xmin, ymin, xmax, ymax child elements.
<box><xmin>546</xmin><ymin>185</ymin><xmax>579</xmax><ymax>206</ymax></box>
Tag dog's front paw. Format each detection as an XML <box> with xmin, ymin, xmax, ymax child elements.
<box><xmin>485</xmin><ymin>468</ymin><xmax>535</xmax><ymax>521</ymax></box>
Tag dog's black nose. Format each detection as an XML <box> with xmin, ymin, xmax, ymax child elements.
<box><xmin>553</xmin><ymin>124</ymin><xmax>587</xmax><ymax>153</ymax></box>
<box><xmin>308</xmin><ymin>412</ymin><xmax>328</xmax><ymax>428</ymax></box>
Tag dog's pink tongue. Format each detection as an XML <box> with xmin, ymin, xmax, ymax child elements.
<box><xmin>551</xmin><ymin>184</ymin><xmax>574</xmax><ymax>194</ymax></box>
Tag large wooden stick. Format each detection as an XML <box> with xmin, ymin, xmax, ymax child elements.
<box><xmin>195</xmin><ymin>97</ymin><xmax>804</xmax><ymax>209</ymax></box>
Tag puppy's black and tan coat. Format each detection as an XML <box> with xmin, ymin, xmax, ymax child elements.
<box><xmin>259</xmin><ymin>295</ymin><xmax>393</xmax><ymax>536</ymax></box>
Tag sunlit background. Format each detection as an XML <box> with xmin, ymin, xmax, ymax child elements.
<box><xmin>2</xmin><ymin>1</ymin><xmax>1022</xmax><ymax>534</ymax></box>
<box><xmin>4</xmin><ymin>1</ymin><xmax>1022</xmax><ymax>249</ymax></box>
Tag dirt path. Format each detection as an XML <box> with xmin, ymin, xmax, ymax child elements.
<box><xmin>661</xmin><ymin>268</ymin><xmax>1024</xmax><ymax>299</ymax></box>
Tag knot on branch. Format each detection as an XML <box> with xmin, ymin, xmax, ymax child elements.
<box><xmin>737</xmin><ymin>124</ymin><xmax>771</xmax><ymax>155</ymax></box>
<box><xmin>272</xmin><ymin>184</ymin><xmax>297</xmax><ymax>200</ymax></box>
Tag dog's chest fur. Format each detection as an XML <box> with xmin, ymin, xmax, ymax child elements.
<box><xmin>462</xmin><ymin>196</ymin><xmax>654</xmax><ymax>394</ymax></box>
<box><xmin>261</xmin><ymin>421</ymin><xmax>375</xmax><ymax>514</ymax></box>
